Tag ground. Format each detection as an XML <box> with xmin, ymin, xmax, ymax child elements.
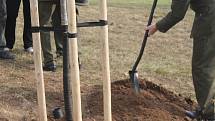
<box><xmin>0</xmin><ymin>2</ymin><xmax>196</xmax><ymax>121</ymax></box>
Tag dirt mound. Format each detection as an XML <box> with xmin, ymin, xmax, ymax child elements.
<box><xmin>81</xmin><ymin>79</ymin><xmax>195</xmax><ymax>121</ymax></box>
<box><xmin>0</xmin><ymin>77</ymin><xmax>196</xmax><ymax>121</ymax></box>
<box><xmin>0</xmin><ymin>79</ymin><xmax>195</xmax><ymax>121</ymax></box>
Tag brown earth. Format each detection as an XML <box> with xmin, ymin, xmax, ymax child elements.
<box><xmin>0</xmin><ymin>60</ymin><xmax>196</xmax><ymax>121</ymax></box>
<box><xmin>45</xmin><ymin>79</ymin><xmax>195</xmax><ymax>121</ymax></box>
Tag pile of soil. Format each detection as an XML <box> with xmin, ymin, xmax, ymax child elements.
<box><xmin>0</xmin><ymin>79</ymin><xmax>195</xmax><ymax>121</ymax></box>
<box><xmin>80</xmin><ymin>79</ymin><xmax>195</xmax><ymax>121</ymax></box>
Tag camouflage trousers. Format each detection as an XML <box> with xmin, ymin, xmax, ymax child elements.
<box><xmin>0</xmin><ymin>0</ymin><xmax>6</xmax><ymax>49</ymax></box>
<box><xmin>191</xmin><ymin>5</ymin><xmax>215</xmax><ymax>120</ymax></box>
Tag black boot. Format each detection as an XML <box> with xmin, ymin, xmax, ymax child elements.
<box><xmin>0</xmin><ymin>50</ymin><xmax>15</xmax><ymax>59</ymax></box>
<box><xmin>185</xmin><ymin>108</ymin><xmax>203</xmax><ymax>119</ymax></box>
<box><xmin>43</xmin><ymin>63</ymin><xmax>57</xmax><ymax>72</ymax></box>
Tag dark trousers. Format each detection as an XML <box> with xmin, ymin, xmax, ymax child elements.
<box><xmin>5</xmin><ymin>0</ymin><xmax>32</xmax><ymax>49</ymax></box>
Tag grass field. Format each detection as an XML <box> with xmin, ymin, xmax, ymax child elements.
<box><xmin>0</xmin><ymin>1</ymin><xmax>196</xmax><ymax>120</ymax></box>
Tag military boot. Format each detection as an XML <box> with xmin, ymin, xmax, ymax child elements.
<box><xmin>185</xmin><ymin>111</ymin><xmax>201</xmax><ymax>119</ymax></box>
<box><xmin>185</xmin><ymin>109</ymin><xmax>215</xmax><ymax>121</ymax></box>
<box><xmin>43</xmin><ymin>63</ymin><xmax>57</xmax><ymax>72</ymax></box>
<box><xmin>185</xmin><ymin>108</ymin><xmax>203</xmax><ymax>120</ymax></box>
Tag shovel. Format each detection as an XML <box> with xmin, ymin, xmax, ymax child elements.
<box><xmin>129</xmin><ymin>0</ymin><xmax>158</xmax><ymax>93</ymax></box>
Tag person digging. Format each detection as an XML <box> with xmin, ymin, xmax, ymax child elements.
<box><xmin>145</xmin><ymin>0</ymin><xmax>215</xmax><ymax>120</ymax></box>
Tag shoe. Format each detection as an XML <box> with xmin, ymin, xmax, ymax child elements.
<box><xmin>75</xmin><ymin>0</ymin><xmax>89</xmax><ymax>6</ymax></box>
<box><xmin>3</xmin><ymin>47</ymin><xmax>11</xmax><ymax>51</ymax></box>
<box><xmin>185</xmin><ymin>110</ymin><xmax>199</xmax><ymax>119</ymax></box>
<box><xmin>25</xmin><ymin>47</ymin><xmax>33</xmax><ymax>53</ymax></box>
<box><xmin>185</xmin><ymin>108</ymin><xmax>203</xmax><ymax>120</ymax></box>
<box><xmin>0</xmin><ymin>50</ymin><xmax>15</xmax><ymax>59</ymax></box>
<box><xmin>43</xmin><ymin>64</ymin><xmax>57</xmax><ymax>72</ymax></box>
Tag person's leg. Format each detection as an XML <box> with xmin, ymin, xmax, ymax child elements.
<box><xmin>0</xmin><ymin>0</ymin><xmax>15</xmax><ymax>59</ymax></box>
<box><xmin>22</xmin><ymin>0</ymin><xmax>33</xmax><ymax>50</ymax></box>
<box><xmin>192</xmin><ymin>18</ymin><xmax>215</xmax><ymax>120</ymax></box>
<box><xmin>51</xmin><ymin>3</ymin><xmax>63</xmax><ymax>57</ymax></box>
<box><xmin>39</xmin><ymin>2</ymin><xmax>56</xmax><ymax>71</ymax></box>
<box><xmin>5</xmin><ymin>0</ymin><xmax>21</xmax><ymax>49</ymax></box>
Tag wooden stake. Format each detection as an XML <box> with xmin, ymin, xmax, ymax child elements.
<box><xmin>99</xmin><ymin>0</ymin><xmax>112</xmax><ymax>121</ymax></box>
<box><xmin>67</xmin><ymin>0</ymin><xmax>83</xmax><ymax>120</ymax></box>
<box><xmin>29</xmin><ymin>0</ymin><xmax>47</xmax><ymax>121</ymax></box>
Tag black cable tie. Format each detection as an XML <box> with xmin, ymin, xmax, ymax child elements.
<box><xmin>31</xmin><ymin>26</ymin><xmax>40</xmax><ymax>33</ymax></box>
<box><xmin>77</xmin><ymin>20</ymin><xmax>108</xmax><ymax>27</ymax></box>
<box><xmin>39</xmin><ymin>0</ymin><xmax>58</xmax><ymax>4</ymax></box>
<box><xmin>31</xmin><ymin>26</ymin><xmax>68</xmax><ymax>33</ymax></box>
<box><xmin>67</xmin><ymin>32</ymin><xmax>78</xmax><ymax>38</ymax></box>
<box><xmin>99</xmin><ymin>20</ymin><xmax>108</xmax><ymax>26</ymax></box>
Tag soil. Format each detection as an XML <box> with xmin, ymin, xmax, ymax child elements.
<box><xmin>0</xmin><ymin>65</ymin><xmax>195</xmax><ymax>121</ymax></box>
<box><xmin>47</xmin><ymin>79</ymin><xmax>195</xmax><ymax>121</ymax></box>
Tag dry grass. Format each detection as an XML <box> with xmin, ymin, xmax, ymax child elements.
<box><xmin>0</xmin><ymin>4</ymin><xmax>195</xmax><ymax>120</ymax></box>
<box><xmin>77</xmin><ymin>6</ymin><xmax>195</xmax><ymax>97</ymax></box>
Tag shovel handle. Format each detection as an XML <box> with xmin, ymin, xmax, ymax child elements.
<box><xmin>131</xmin><ymin>0</ymin><xmax>158</xmax><ymax>73</ymax></box>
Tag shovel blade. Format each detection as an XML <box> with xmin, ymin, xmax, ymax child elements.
<box><xmin>129</xmin><ymin>70</ymin><xmax>140</xmax><ymax>93</ymax></box>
